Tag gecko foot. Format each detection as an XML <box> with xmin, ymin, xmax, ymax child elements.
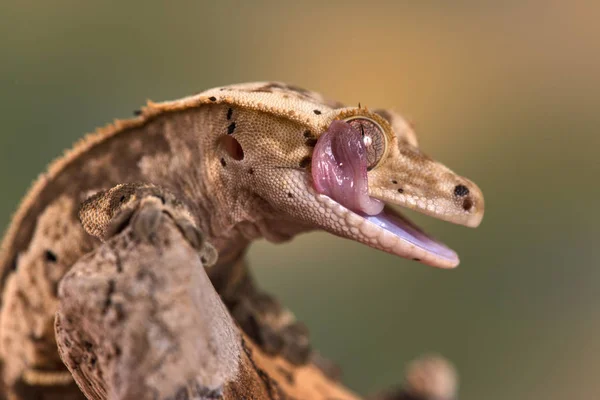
<box><xmin>79</xmin><ymin>183</ymin><xmax>218</xmax><ymax>267</ymax></box>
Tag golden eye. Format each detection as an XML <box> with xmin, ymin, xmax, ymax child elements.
<box><xmin>344</xmin><ymin>117</ymin><xmax>386</xmax><ymax>170</ymax></box>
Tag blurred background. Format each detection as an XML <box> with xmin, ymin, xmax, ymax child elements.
<box><xmin>1</xmin><ymin>1</ymin><xmax>598</xmax><ymax>399</ymax></box>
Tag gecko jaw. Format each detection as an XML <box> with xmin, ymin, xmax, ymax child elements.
<box><xmin>313</xmin><ymin>192</ymin><xmax>459</xmax><ymax>269</ymax></box>
<box><xmin>308</xmin><ymin>119</ymin><xmax>460</xmax><ymax>267</ymax></box>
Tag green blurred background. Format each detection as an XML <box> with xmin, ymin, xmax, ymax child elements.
<box><xmin>1</xmin><ymin>1</ymin><xmax>598</xmax><ymax>399</ymax></box>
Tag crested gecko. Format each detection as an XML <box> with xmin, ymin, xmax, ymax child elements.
<box><xmin>0</xmin><ymin>82</ymin><xmax>484</xmax><ymax>399</ymax></box>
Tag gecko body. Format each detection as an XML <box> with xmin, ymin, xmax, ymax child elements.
<box><xmin>0</xmin><ymin>82</ymin><xmax>483</xmax><ymax>399</ymax></box>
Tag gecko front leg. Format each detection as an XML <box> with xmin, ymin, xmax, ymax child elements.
<box><xmin>61</xmin><ymin>183</ymin><xmax>235</xmax><ymax>400</ymax></box>
<box><xmin>79</xmin><ymin>183</ymin><xmax>218</xmax><ymax>267</ymax></box>
<box><xmin>77</xmin><ymin>184</ymin><xmax>337</xmax><ymax>392</ymax></box>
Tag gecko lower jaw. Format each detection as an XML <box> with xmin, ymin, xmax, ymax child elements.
<box><xmin>315</xmin><ymin>194</ymin><xmax>459</xmax><ymax>268</ymax></box>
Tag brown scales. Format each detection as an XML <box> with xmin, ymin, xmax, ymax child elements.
<box><xmin>0</xmin><ymin>81</ymin><xmax>481</xmax><ymax>399</ymax></box>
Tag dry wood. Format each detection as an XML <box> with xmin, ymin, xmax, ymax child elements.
<box><xmin>55</xmin><ymin>204</ymin><xmax>456</xmax><ymax>400</ymax></box>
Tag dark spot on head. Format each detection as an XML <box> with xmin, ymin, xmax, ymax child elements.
<box><xmin>303</xmin><ymin>130</ymin><xmax>312</xmax><ymax>138</ymax></box>
<box><xmin>226</xmin><ymin>107</ymin><xmax>233</xmax><ymax>120</ymax></box>
<box><xmin>397</xmin><ymin>188</ymin><xmax>404</xmax><ymax>194</ymax></box>
<box><xmin>313</xmin><ymin>109</ymin><xmax>322</xmax><ymax>115</ymax></box>
<box><xmin>119</xmin><ymin>195</ymin><xmax>126</xmax><ymax>204</ymax></box>
<box><xmin>305</xmin><ymin>138</ymin><xmax>318</xmax><ymax>147</ymax></box>
<box><xmin>83</xmin><ymin>341</ymin><xmax>93</xmax><ymax>350</ymax></box>
<box><xmin>220</xmin><ymin>135</ymin><xmax>244</xmax><ymax>160</ymax></box>
<box><xmin>133</xmin><ymin>109</ymin><xmax>142</xmax><ymax>116</ymax></box>
<box><xmin>90</xmin><ymin>356</ymin><xmax>97</xmax><ymax>367</ymax></box>
<box><xmin>288</xmin><ymin>192</ymin><xmax>293</xmax><ymax>198</ymax></box>
<box><xmin>208</xmin><ymin>96</ymin><xmax>217</xmax><ymax>102</ymax></box>
<box><xmin>115</xmin><ymin>346</ymin><xmax>122</xmax><ymax>356</ymax></box>
<box><xmin>299</xmin><ymin>156</ymin><xmax>312</xmax><ymax>168</ymax></box>
<box><xmin>454</xmin><ymin>184</ymin><xmax>470</xmax><ymax>197</ymax></box>
<box><xmin>200</xmin><ymin>256</ymin><xmax>207</xmax><ymax>264</ymax></box>
<box><xmin>248</xmin><ymin>168</ymin><xmax>254</xmax><ymax>174</ymax></box>
<box><xmin>227</xmin><ymin>122</ymin><xmax>236</xmax><ymax>135</ymax></box>
<box><xmin>45</xmin><ymin>250</ymin><xmax>58</xmax><ymax>263</ymax></box>
<box><xmin>392</xmin><ymin>180</ymin><xmax>398</xmax><ymax>184</ymax></box>
<box><xmin>220</xmin><ymin>158</ymin><xmax>227</xmax><ymax>167</ymax></box>
<box><xmin>462</xmin><ymin>198</ymin><xmax>473</xmax><ymax>211</ymax></box>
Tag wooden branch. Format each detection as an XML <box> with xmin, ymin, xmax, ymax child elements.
<box><xmin>55</xmin><ymin>201</ymin><xmax>457</xmax><ymax>399</ymax></box>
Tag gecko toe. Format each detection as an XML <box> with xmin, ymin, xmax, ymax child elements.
<box><xmin>175</xmin><ymin>218</ymin><xmax>204</xmax><ymax>250</ymax></box>
<box><xmin>174</xmin><ymin>217</ymin><xmax>218</xmax><ymax>267</ymax></box>
<box><xmin>199</xmin><ymin>241</ymin><xmax>218</xmax><ymax>267</ymax></box>
<box><xmin>104</xmin><ymin>207</ymin><xmax>136</xmax><ymax>240</ymax></box>
<box><xmin>131</xmin><ymin>203</ymin><xmax>163</xmax><ymax>242</ymax></box>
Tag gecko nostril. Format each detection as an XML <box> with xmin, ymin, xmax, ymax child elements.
<box><xmin>462</xmin><ymin>198</ymin><xmax>473</xmax><ymax>211</ymax></box>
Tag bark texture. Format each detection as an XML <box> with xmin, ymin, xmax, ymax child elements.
<box><xmin>54</xmin><ymin>203</ymin><xmax>456</xmax><ymax>400</ymax></box>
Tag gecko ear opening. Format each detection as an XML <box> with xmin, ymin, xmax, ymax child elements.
<box><xmin>220</xmin><ymin>135</ymin><xmax>244</xmax><ymax>160</ymax></box>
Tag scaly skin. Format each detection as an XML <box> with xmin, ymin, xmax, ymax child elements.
<box><xmin>0</xmin><ymin>82</ymin><xmax>483</xmax><ymax>398</ymax></box>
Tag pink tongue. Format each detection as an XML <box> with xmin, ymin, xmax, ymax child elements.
<box><xmin>311</xmin><ymin>120</ymin><xmax>384</xmax><ymax>215</ymax></box>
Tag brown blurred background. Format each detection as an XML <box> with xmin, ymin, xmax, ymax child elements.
<box><xmin>1</xmin><ymin>1</ymin><xmax>598</xmax><ymax>399</ymax></box>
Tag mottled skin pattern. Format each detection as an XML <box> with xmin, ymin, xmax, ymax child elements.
<box><xmin>0</xmin><ymin>82</ymin><xmax>483</xmax><ymax>399</ymax></box>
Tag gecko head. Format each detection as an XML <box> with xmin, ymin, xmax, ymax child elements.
<box><xmin>305</xmin><ymin>108</ymin><xmax>484</xmax><ymax>267</ymax></box>
<box><xmin>218</xmin><ymin>102</ymin><xmax>483</xmax><ymax>268</ymax></box>
<box><xmin>306</xmin><ymin>107</ymin><xmax>483</xmax><ymax>268</ymax></box>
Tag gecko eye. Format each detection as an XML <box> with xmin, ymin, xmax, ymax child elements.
<box><xmin>344</xmin><ymin>117</ymin><xmax>386</xmax><ymax>170</ymax></box>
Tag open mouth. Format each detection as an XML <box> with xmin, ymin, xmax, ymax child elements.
<box><xmin>362</xmin><ymin>207</ymin><xmax>458</xmax><ymax>266</ymax></box>
<box><xmin>311</xmin><ymin>120</ymin><xmax>459</xmax><ymax>268</ymax></box>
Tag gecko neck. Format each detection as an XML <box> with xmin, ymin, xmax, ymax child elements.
<box><xmin>135</xmin><ymin>106</ymin><xmax>314</xmax><ymax>267</ymax></box>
